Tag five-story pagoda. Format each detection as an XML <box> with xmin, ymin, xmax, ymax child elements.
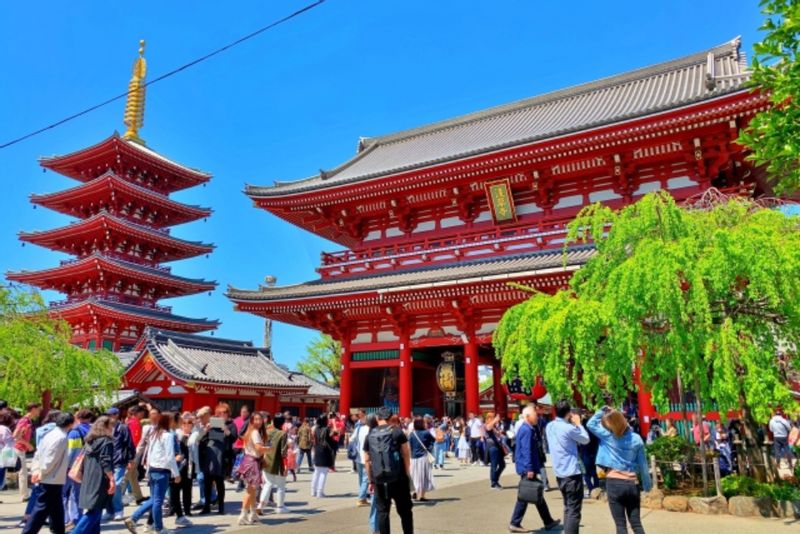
<box><xmin>7</xmin><ymin>42</ymin><xmax>219</xmax><ymax>351</ymax></box>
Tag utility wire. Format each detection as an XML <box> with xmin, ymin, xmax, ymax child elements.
<box><xmin>0</xmin><ymin>0</ymin><xmax>326</xmax><ymax>150</ymax></box>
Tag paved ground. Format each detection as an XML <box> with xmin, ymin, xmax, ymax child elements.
<box><xmin>1</xmin><ymin>454</ymin><xmax>795</xmax><ymax>533</ymax></box>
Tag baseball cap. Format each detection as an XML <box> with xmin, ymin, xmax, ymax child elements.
<box><xmin>106</xmin><ymin>407</ymin><xmax>120</xmax><ymax>416</ymax></box>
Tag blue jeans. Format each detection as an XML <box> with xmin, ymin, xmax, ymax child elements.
<box><xmin>106</xmin><ymin>465</ymin><xmax>128</xmax><ymax>514</ymax></box>
<box><xmin>25</xmin><ymin>484</ymin><xmax>42</xmax><ymax>515</ymax></box>
<box><xmin>0</xmin><ymin>467</ymin><xmax>5</xmax><ymax>490</ymax></box>
<box><xmin>63</xmin><ymin>478</ymin><xmax>82</xmax><ymax>523</ymax></box>
<box><xmin>488</xmin><ymin>446</ymin><xmax>506</xmax><ymax>486</ymax></box>
<box><xmin>368</xmin><ymin>490</ymin><xmax>378</xmax><ymax>532</ymax></box>
<box><xmin>434</xmin><ymin>442</ymin><xmax>446</xmax><ymax>467</ymax></box>
<box><xmin>72</xmin><ymin>508</ymin><xmax>102</xmax><ymax>534</ymax></box>
<box><xmin>132</xmin><ymin>470</ymin><xmax>170</xmax><ymax>531</ymax></box>
<box><xmin>356</xmin><ymin>462</ymin><xmax>369</xmax><ymax>501</ymax></box>
<box><xmin>197</xmin><ymin>470</ymin><xmax>217</xmax><ymax>505</ymax></box>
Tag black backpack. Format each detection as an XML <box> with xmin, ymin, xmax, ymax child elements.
<box><xmin>367</xmin><ymin>426</ymin><xmax>403</xmax><ymax>485</ymax></box>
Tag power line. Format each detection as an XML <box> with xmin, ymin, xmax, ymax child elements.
<box><xmin>0</xmin><ymin>0</ymin><xmax>326</xmax><ymax>150</ymax></box>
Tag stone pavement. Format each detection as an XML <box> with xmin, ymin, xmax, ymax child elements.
<box><xmin>1</xmin><ymin>454</ymin><xmax>794</xmax><ymax>533</ymax></box>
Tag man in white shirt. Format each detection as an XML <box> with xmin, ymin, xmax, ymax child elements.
<box><xmin>468</xmin><ymin>413</ymin><xmax>486</xmax><ymax>465</ymax></box>
<box><xmin>353</xmin><ymin>409</ymin><xmax>371</xmax><ymax>506</ymax></box>
<box><xmin>769</xmin><ymin>409</ymin><xmax>795</xmax><ymax>469</ymax></box>
<box><xmin>23</xmin><ymin>411</ymin><xmax>73</xmax><ymax>534</ymax></box>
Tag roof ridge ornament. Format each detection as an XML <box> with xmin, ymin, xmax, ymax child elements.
<box><xmin>123</xmin><ymin>40</ymin><xmax>147</xmax><ymax>145</ymax></box>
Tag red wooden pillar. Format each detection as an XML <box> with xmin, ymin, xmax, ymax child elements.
<box><xmin>339</xmin><ymin>340</ymin><xmax>352</xmax><ymax>415</ymax></box>
<box><xmin>492</xmin><ymin>364</ymin><xmax>507</xmax><ymax>416</ymax></box>
<box><xmin>464</xmin><ymin>335</ymin><xmax>479</xmax><ymax>416</ymax></box>
<box><xmin>634</xmin><ymin>366</ymin><xmax>655</xmax><ymax>438</ymax></box>
<box><xmin>399</xmin><ymin>334</ymin><xmax>412</xmax><ymax>418</ymax></box>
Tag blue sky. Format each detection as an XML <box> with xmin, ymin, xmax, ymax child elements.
<box><xmin>0</xmin><ymin>1</ymin><xmax>763</xmax><ymax>369</ymax></box>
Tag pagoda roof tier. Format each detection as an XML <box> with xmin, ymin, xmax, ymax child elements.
<box><xmin>52</xmin><ymin>298</ymin><xmax>219</xmax><ymax>332</ymax></box>
<box><xmin>30</xmin><ymin>172</ymin><xmax>211</xmax><ymax>228</ymax></box>
<box><xmin>228</xmin><ymin>246</ymin><xmax>594</xmax><ymax>304</ymax></box>
<box><xmin>7</xmin><ymin>252</ymin><xmax>216</xmax><ymax>298</ymax></box>
<box><xmin>247</xmin><ymin>38</ymin><xmax>749</xmax><ymax>200</ymax></box>
<box><xmin>40</xmin><ymin>134</ymin><xmax>210</xmax><ymax>194</ymax></box>
<box><xmin>19</xmin><ymin>211</ymin><xmax>215</xmax><ymax>262</ymax></box>
<box><xmin>126</xmin><ymin>327</ymin><xmax>311</xmax><ymax>390</ymax></box>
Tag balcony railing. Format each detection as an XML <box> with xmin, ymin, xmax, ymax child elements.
<box><xmin>59</xmin><ymin>252</ymin><xmax>172</xmax><ymax>274</ymax></box>
<box><xmin>318</xmin><ymin>217</ymin><xmax>576</xmax><ymax>278</ymax></box>
<box><xmin>49</xmin><ymin>294</ymin><xmax>172</xmax><ymax>314</ymax></box>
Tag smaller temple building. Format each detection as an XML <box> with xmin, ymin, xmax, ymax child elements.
<box><xmin>123</xmin><ymin>328</ymin><xmax>338</xmax><ymax>417</ymax></box>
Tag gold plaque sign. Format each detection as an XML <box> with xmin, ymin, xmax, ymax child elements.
<box><xmin>485</xmin><ymin>178</ymin><xmax>517</xmax><ymax>224</ymax></box>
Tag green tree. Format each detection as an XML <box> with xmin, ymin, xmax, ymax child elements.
<box><xmin>297</xmin><ymin>333</ymin><xmax>342</xmax><ymax>387</ymax></box>
<box><xmin>738</xmin><ymin>0</ymin><xmax>800</xmax><ymax>194</ymax></box>
<box><xmin>479</xmin><ymin>374</ymin><xmax>493</xmax><ymax>392</ymax></box>
<box><xmin>494</xmin><ymin>191</ymin><xmax>799</xmax><ymax>482</ymax></box>
<box><xmin>0</xmin><ymin>286</ymin><xmax>123</xmax><ymax>409</ymax></box>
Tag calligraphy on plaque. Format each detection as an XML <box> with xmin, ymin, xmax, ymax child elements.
<box><xmin>485</xmin><ymin>178</ymin><xmax>517</xmax><ymax>224</ymax></box>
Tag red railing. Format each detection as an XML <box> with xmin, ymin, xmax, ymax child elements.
<box><xmin>50</xmin><ymin>295</ymin><xmax>172</xmax><ymax>314</ymax></box>
<box><xmin>318</xmin><ymin>217</ymin><xmax>578</xmax><ymax>278</ymax></box>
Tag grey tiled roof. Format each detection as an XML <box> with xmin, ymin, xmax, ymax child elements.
<box><xmin>227</xmin><ymin>246</ymin><xmax>595</xmax><ymax>302</ymax></box>
<box><xmin>285</xmin><ymin>372</ymin><xmax>339</xmax><ymax>398</ymax></box>
<box><xmin>140</xmin><ymin>328</ymin><xmax>312</xmax><ymax>389</ymax></box>
<box><xmin>247</xmin><ymin>38</ymin><xmax>748</xmax><ymax>197</ymax></box>
<box><xmin>52</xmin><ymin>298</ymin><xmax>219</xmax><ymax>328</ymax></box>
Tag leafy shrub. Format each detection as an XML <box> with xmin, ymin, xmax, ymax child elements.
<box><xmin>770</xmin><ymin>483</ymin><xmax>800</xmax><ymax>502</ymax></box>
<box><xmin>646</xmin><ymin>436</ymin><xmax>695</xmax><ymax>463</ymax></box>
<box><xmin>721</xmin><ymin>475</ymin><xmax>772</xmax><ymax>499</ymax></box>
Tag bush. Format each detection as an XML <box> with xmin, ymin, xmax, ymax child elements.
<box><xmin>646</xmin><ymin>436</ymin><xmax>695</xmax><ymax>463</ymax></box>
<box><xmin>721</xmin><ymin>475</ymin><xmax>797</xmax><ymax>500</ymax></box>
<box><xmin>770</xmin><ymin>483</ymin><xmax>800</xmax><ymax>502</ymax></box>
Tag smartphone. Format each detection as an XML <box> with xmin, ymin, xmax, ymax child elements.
<box><xmin>209</xmin><ymin>417</ymin><xmax>225</xmax><ymax>429</ymax></box>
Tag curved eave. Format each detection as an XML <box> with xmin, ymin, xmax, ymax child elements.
<box><xmin>39</xmin><ymin>134</ymin><xmax>211</xmax><ymax>192</ymax></box>
<box><xmin>53</xmin><ymin>299</ymin><xmax>219</xmax><ymax>332</ymax></box>
<box><xmin>30</xmin><ymin>173</ymin><xmax>212</xmax><ymax>226</ymax></box>
<box><xmin>19</xmin><ymin>211</ymin><xmax>215</xmax><ymax>261</ymax></box>
<box><xmin>7</xmin><ymin>254</ymin><xmax>217</xmax><ymax>295</ymax></box>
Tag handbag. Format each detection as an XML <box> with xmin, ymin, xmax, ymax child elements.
<box><xmin>0</xmin><ymin>444</ymin><xmax>16</xmax><ymax>468</ymax></box>
<box><xmin>517</xmin><ymin>477</ymin><xmax>544</xmax><ymax>504</ymax></box>
<box><xmin>68</xmin><ymin>451</ymin><xmax>85</xmax><ymax>483</ymax></box>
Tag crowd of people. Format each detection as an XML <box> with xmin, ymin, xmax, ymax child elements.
<box><xmin>0</xmin><ymin>397</ymin><xmax>798</xmax><ymax>534</ymax></box>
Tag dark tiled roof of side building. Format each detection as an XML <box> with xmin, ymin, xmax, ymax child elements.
<box><xmin>247</xmin><ymin>38</ymin><xmax>748</xmax><ymax>197</ymax></box>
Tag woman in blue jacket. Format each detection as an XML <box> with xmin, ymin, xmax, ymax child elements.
<box><xmin>587</xmin><ymin>408</ymin><xmax>651</xmax><ymax>534</ymax></box>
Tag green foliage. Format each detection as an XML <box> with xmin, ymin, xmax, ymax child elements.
<box><xmin>297</xmin><ymin>333</ymin><xmax>342</xmax><ymax>387</ymax></box>
<box><xmin>770</xmin><ymin>482</ymin><xmax>800</xmax><ymax>501</ymax></box>
<box><xmin>738</xmin><ymin>0</ymin><xmax>800</xmax><ymax>194</ymax></box>
<box><xmin>0</xmin><ymin>286</ymin><xmax>123</xmax><ymax>409</ymax></box>
<box><xmin>494</xmin><ymin>191</ymin><xmax>799</xmax><ymax>423</ymax></box>
<box><xmin>479</xmin><ymin>374</ymin><xmax>493</xmax><ymax>391</ymax></box>
<box><xmin>721</xmin><ymin>475</ymin><xmax>773</xmax><ymax>498</ymax></box>
<box><xmin>646</xmin><ymin>436</ymin><xmax>696</xmax><ymax>463</ymax></box>
<box><xmin>662</xmin><ymin>470</ymin><xmax>678</xmax><ymax>490</ymax></box>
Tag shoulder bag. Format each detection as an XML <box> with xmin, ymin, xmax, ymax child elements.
<box><xmin>412</xmin><ymin>431</ymin><xmax>435</xmax><ymax>465</ymax></box>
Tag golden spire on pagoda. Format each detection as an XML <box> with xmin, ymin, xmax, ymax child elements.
<box><xmin>122</xmin><ymin>40</ymin><xmax>147</xmax><ymax>145</ymax></box>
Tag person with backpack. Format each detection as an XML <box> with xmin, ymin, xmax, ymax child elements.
<box><xmin>769</xmin><ymin>408</ymin><xmax>796</xmax><ymax>470</ymax></box>
<box><xmin>64</xmin><ymin>409</ymin><xmax>93</xmax><ymax>529</ymax></box>
<box><xmin>13</xmin><ymin>402</ymin><xmax>42</xmax><ymax>502</ymax></box>
<box><xmin>364</xmin><ymin>406</ymin><xmax>413</xmax><ymax>534</ymax></box>
<box><xmin>311</xmin><ymin>414</ymin><xmax>337</xmax><ymax>498</ymax></box>
<box><xmin>350</xmin><ymin>409</ymin><xmax>370</xmax><ymax>506</ymax></box>
<box><xmin>72</xmin><ymin>417</ymin><xmax>115</xmax><ymax>534</ymax></box>
<box><xmin>103</xmin><ymin>408</ymin><xmax>135</xmax><ymax>522</ymax></box>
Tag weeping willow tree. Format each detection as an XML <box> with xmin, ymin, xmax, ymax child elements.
<box><xmin>0</xmin><ymin>286</ymin><xmax>123</xmax><ymax>409</ymax></box>
<box><xmin>494</xmin><ymin>190</ymin><xmax>800</xmax><ymax>481</ymax></box>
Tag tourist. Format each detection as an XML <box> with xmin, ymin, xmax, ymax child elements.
<box><xmin>103</xmin><ymin>407</ymin><xmax>135</xmax><ymax>522</ymax></box>
<box><xmin>646</xmin><ymin>419</ymin><xmax>662</xmax><ymax>444</ymax></box>
<box><xmin>451</xmin><ymin>417</ymin><xmax>463</xmax><ymax>455</ymax></box>
<box><xmin>64</xmin><ymin>409</ymin><xmax>93</xmax><ymax>529</ymax></box>
<box><xmin>364</xmin><ymin>406</ymin><xmax>413</xmax><ymax>534</ymax></box>
<box><xmin>22</xmin><ymin>411</ymin><xmax>72</xmax><ymax>534</ymax></box>
<box><xmin>169</xmin><ymin>412</ymin><xmax>192</xmax><ymax>527</ymax></box>
<box><xmin>311</xmin><ymin>414</ymin><xmax>336</xmax><ymax>498</ymax></box>
<box><xmin>124</xmin><ymin>413</ymin><xmax>180</xmax><ymax>534</ymax></box>
<box><xmin>13</xmin><ymin>402</ymin><xmax>42</xmax><ymax>502</ymax></box>
<box><xmin>691</xmin><ymin>414</ymin><xmax>713</xmax><ymax>449</ymax></box>
<box><xmin>485</xmin><ymin>412</ymin><xmax>507</xmax><ymax>489</ymax></box>
<box><xmin>467</xmin><ymin>412</ymin><xmax>485</xmax><ymax>465</ymax></box>
<box><xmin>545</xmin><ymin>400</ymin><xmax>590</xmax><ymax>534</ymax></box>
<box><xmin>260</xmin><ymin>413</ymin><xmax>289</xmax><ymax>514</ymax></box>
<box><xmin>124</xmin><ymin>406</ymin><xmax>145</xmax><ymax>505</ymax></box>
<box><xmin>409</xmin><ymin>416</ymin><xmax>435</xmax><ymax>501</ymax></box>
<box><xmin>433</xmin><ymin>420</ymin><xmax>447</xmax><ymax>469</ymax></box>
<box><xmin>0</xmin><ymin>412</ymin><xmax>13</xmax><ymax>492</ymax></box>
<box><xmin>457</xmin><ymin>422</ymin><xmax>471</xmax><ymax>466</ymax></box>
<box><xmin>532</xmin><ymin>406</ymin><xmax>551</xmax><ymax>491</ymax></box>
<box><xmin>579</xmin><ymin>414</ymin><xmax>600</xmax><ymax>498</ymax></box>
<box><xmin>197</xmin><ymin>404</ymin><xmax>236</xmax><ymax>515</ymax></box>
<box><xmin>188</xmin><ymin>407</ymin><xmax>215</xmax><ymax>511</ymax></box>
<box><xmin>352</xmin><ymin>409</ymin><xmax>371</xmax><ymax>506</ymax></box>
<box><xmin>363</xmin><ymin>413</ymin><xmax>380</xmax><ymax>534</ymax></box>
<box><xmin>587</xmin><ymin>408</ymin><xmax>652</xmax><ymax>534</ymax></box>
<box><xmin>232</xmin><ymin>405</ymin><xmax>250</xmax><ymax>491</ymax></box>
<box><xmin>769</xmin><ymin>408</ymin><xmax>795</xmax><ymax>469</ymax></box>
<box><xmin>296</xmin><ymin>419</ymin><xmax>313</xmax><ymax>473</ymax></box>
<box><xmin>18</xmin><ymin>410</ymin><xmax>58</xmax><ymax>528</ymax></box>
<box><xmin>663</xmin><ymin>418</ymin><xmax>678</xmax><ymax>438</ymax></box>
<box><xmin>284</xmin><ymin>432</ymin><xmax>298</xmax><ymax>482</ymax></box>
<box><xmin>508</xmin><ymin>405</ymin><xmax>560</xmax><ymax>533</ymax></box>
<box><xmin>72</xmin><ymin>416</ymin><xmax>115</xmax><ymax>534</ymax></box>
<box><xmin>236</xmin><ymin>411</ymin><xmax>266</xmax><ymax>525</ymax></box>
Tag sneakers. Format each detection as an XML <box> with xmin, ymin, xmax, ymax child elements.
<box><xmin>247</xmin><ymin>512</ymin><xmax>260</xmax><ymax>524</ymax></box>
<box><xmin>101</xmin><ymin>513</ymin><xmax>113</xmax><ymax>523</ymax></box>
<box><xmin>357</xmin><ymin>499</ymin><xmax>369</xmax><ymax>507</ymax></box>
<box><xmin>508</xmin><ymin>525</ymin><xmax>528</xmax><ymax>533</ymax></box>
<box><xmin>113</xmin><ymin>513</ymin><xmax>125</xmax><ymax>521</ymax></box>
<box><xmin>122</xmin><ymin>494</ymin><xmax>133</xmax><ymax>506</ymax></box>
<box><xmin>174</xmin><ymin>516</ymin><xmax>192</xmax><ymax>528</ymax></box>
<box><xmin>275</xmin><ymin>506</ymin><xmax>290</xmax><ymax>514</ymax></box>
<box><xmin>124</xmin><ymin>518</ymin><xmax>138</xmax><ymax>534</ymax></box>
<box><xmin>237</xmin><ymin>513</ymin><xmax>251</xmax><ymax>526</ymax></box>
